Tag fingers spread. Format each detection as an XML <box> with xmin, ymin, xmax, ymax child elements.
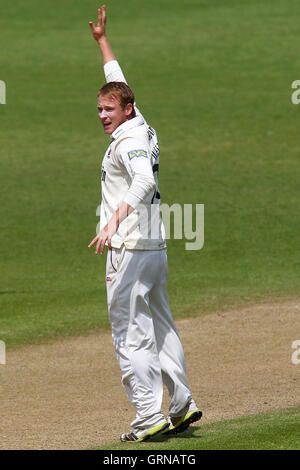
<box><xmin>89</xmin><ymin>21</ymin><xmax>95</xmax><ymax>31</ymax></box>
<box><xmin>88</xmin><ymin>237</ymin><xmax>97</xmax><ymax>248</ymax></box>
<box><xmin>95</xmin><ymin>235</ymin><xmax>105</xmax><ymax>255</ymax></box>
<box><xmin>102</xmin><ymin>5</ymin><xmax>106</xmax><ymax>24</ymax></box>
<box><xmin>100</xmin><ymin>236</ymin><xmax>107</xmax><ymax>255</ymax></box>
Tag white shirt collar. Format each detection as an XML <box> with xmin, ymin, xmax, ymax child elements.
<box><xmin>111</xmin><ymin>116</ymin><xmax>144</xmax><ymax>141</ymax></box>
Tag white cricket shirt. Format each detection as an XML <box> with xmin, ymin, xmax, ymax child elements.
<box><xmin>99</xmin><ymin>61</ymin><xmax>166</xmax><ymax>250</ymax></box>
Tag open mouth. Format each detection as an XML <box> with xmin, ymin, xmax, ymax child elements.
<box><xmin>103</xmin><ymin>122</ymin><xmax>112</xmax><ymax>130</ymax></box>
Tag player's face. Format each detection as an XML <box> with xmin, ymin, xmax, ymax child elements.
<box><xmin>97</xmin><ymin>94</ymin><xmax>132</xmax><ymax>134</ymax></box>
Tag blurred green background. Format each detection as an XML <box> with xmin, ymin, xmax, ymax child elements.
<box><xmin>1</xmin><ymin>0</ymin><xmax>300</xmax><ymax>347</ymax></box>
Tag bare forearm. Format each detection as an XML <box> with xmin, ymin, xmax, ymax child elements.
<box><xmin>97</xmin><ymin>36</ymin><xmax>116</xmax><ymax>65</ymax></box>
<box><xmin>114</xmin><ymin>201</ymin><xmax>133</xmax><ymax>227</ymax></box>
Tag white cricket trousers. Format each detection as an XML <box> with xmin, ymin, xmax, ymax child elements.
<box><xmin>106</xmin><ymin>246</ymin><xmax>195</xmax><ymax>434</ymax></box>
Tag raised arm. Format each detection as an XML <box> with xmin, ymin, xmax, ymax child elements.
<box><xmin>89</xmin><ymin>5</ymin><xmax>125</xmax><ymax>81</ymax></box>
<box><xmin>89</xmin><ymin>5</ymin><xmax>115</xmax><ymax>65</ymax></box>
<box><xmin>89</xmin><ymin>5</ymin><xmax>144</xmax><ymax>118</ymax></box>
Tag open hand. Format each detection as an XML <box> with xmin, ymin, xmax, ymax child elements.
<box><xmin>89</xmin><ymin>5</ymin><xmax>107</xmax><ymax>42</ymax></box>
<box><xmin>88</xmin><ymin>215</ymin><xmax>119</xmax><ymax>255</ymax></box>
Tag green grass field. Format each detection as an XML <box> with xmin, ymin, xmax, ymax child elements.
<box><xmin>1</xmin><ymin>0</ymin><xmax>300</xmax><ymax>347</ymax></box>
<box><xmin>98</xmin><ymin>406</ymin><xmax>300</xmax><ymax>450</ymax></box>
<box><xmin>1</xmin><ymin>0</ymin><xmax>299</xmax><ymax>451</ymax></box>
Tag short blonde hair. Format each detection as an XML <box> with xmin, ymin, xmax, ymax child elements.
<box><xmin>98</xmin><ymin>82</ymin><xmax>136</xmax><ymax>118</ymax></box>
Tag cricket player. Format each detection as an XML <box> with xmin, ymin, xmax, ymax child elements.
<box><xmin>88</xmin><ymin>5</ymin><xmax>202</xmax><ymax>442</ymax></box>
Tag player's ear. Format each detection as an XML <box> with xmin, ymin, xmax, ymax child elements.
<box><xmin>125</xmin><ymin>103</ymin><xmax>133</xmax><ymax>119</ymax></box>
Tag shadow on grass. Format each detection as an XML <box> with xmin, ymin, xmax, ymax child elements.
<box><xmin>145</xmin><ymin>426</ymin><xmax>203</xmax><ymax>443</ymax></box>
<box><xmin>166</xmin><ymin>426</ymin><xmax>203</xmax><ymax>440</ymax></box>
<box><xmin>0</xmin><ymin>291</ymin><xmax>18</xmax><ymax>295</ymax></box>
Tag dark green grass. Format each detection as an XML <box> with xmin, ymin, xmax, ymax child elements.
<box><xmin>1</xmin><ymin>0</ymin><xmax>300</xmax><ymax>347</ymax></box>
<box><xmin>97</xmin><ymin>406</ymin><xmax>300</xmax><ymax>450</ymax></box>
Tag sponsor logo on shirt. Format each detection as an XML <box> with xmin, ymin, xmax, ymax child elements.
<box><xmin>128</xmin><ymin>149</ymin><xmax>148</xmax><ymax>160</ymax></box>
